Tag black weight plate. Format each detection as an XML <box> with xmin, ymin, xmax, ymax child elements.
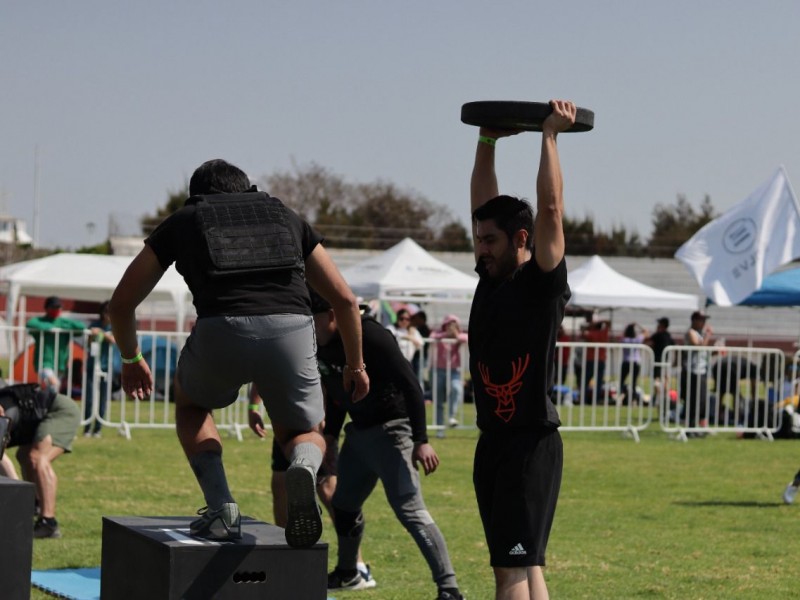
<box><xmin>461</xmin><ymin>101</ymin><xmax>594</xmax><ymax>133</ymax></box>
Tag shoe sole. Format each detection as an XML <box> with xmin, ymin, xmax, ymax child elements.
<box><xmin>33</xmin><ymin>530</ymin><xmax>61</xmax><ymax>539</ymax></box>
<box><xmin>285</xmin><ymin>464</ymin><xmax>322</xmax><ymax>548</ymax></box>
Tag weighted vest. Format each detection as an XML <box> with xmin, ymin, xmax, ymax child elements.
<box><xmin>187</xmin><ymin>192</ymin><xmax>304</xmax><ymax>277</ymax></box>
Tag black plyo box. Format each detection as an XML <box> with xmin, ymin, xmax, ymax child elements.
<box><xmin>101</xmin><ymin>516</ymin><xmax>327</xmax><ymax>600</ymax></box>
<box><xmin>0</xmin><ymin>478</ymin><xmax>35</xmax><ymax>600</ymax></box>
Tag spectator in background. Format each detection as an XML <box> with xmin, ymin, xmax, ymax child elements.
<box><xmin>26</xmin><ymin>296</ymin><xmax>87</xmax><ymax>392</ymax></box>
<box><xmin>582</xmin><ymin>314</ymin><xmax>610</xmax><ymax>403</ymax></box>
<box><xmin>681</xmin><ymin>310</ymin><xmax>713</xmax><ymax>432</ymax></box>
<box><xmin>649</xmin><ymin>317</ymin><xmax>675</xmax><ymax>400</ymax></box>
<box><xmin>386</xmin><ymin>308</ymin><xmax>424</xmax><ymax>364</ymax></box>
<box><xmin>430</xmin><ymin>314</ymin><xmax>468</xmax><ymax>435</ymax></box>
<box><xmin>410</xmin><ymin>310</ymin><xmax>431</xmax><ymax>378</ymax></box>
<box><xmin>84</xmin><ymin>300</ymin><xmax>116</xmax><ymax>438</ymax></box>
<box><xmin>620</xmin><ymin>323</ymin><xmax>648</xmax><ymax>405</ymax></box>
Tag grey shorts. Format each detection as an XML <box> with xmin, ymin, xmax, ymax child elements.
<box><xmin>36</xmin><ymin>394</ymin><xmax>80</xmax><ymax>452</ymax></box>
<box><xmin>178</xmin><ymin>314</ymin><xmax>324</xmax><ymax>431</ymax></box>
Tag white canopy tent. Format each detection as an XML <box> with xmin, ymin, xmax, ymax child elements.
<box><xmin>568</xmin><ymin>255</ymin><xmax>701</xmax><ymax>310</ymax></box>
<box><xmin>0</xmin><ymin>253</ymin><xmax>194</xmax><ymax>332</ymax></box>
<box><xmin>340</xmin><ymin>238</ymin><xmax>479</xmax><ymax>304</ymax></box>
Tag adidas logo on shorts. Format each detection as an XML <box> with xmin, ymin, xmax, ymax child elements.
<box><xmin>508</xmin><ymin>543</ymin><xmax>527</xmax><ymax>556</ymax></box>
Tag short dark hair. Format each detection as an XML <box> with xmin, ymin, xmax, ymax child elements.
<box><xmin>472</xmin><ymin>195</ymin><xmax>534</xmax><ymax>251</ymax></box>
<box><xmin>189</xmin><ymin>159</ymin><xmax>251</xmax><ymax>196</ymax></box>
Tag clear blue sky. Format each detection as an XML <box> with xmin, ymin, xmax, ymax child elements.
<box><xmin>2</xmin><ymin>1</ymin><xmax>799</xmax><ymax>249</ymax></box>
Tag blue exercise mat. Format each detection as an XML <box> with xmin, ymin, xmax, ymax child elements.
<box><xmin>31</xmin><ymin>568</ymin><xmax>100</xmax><ymax>600</ymax></box>
<box><xmin>31</xmin><ymin>567</ymin><xmax>338</xmax><ymax>600</ymax></box>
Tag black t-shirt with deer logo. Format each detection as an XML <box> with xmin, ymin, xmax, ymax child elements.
<box><xmin>469</xmin><ymin>256</ymin><xmax>570</xmax><ymax>432</ymax></box>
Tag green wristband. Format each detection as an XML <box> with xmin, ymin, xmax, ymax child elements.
<box><xmin>121</xmin><ymin>351</ymin><xmax>143</xmax><ymax>364</ymax></box>
<box><xmin>248</xmin><ymin>403</ymin><xmax>260</xmax><ymax>412</ymax></box>
<box><xmin>478</xmin><ymin>135</ymin><xmax>496</xmax><ymax>147</ymax></box>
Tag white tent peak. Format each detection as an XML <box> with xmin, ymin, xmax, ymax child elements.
<box><xmin>569</xmin><ymin>255</ymin><xmax>701</xmax><ymax>310</ymax></box>
<box><xmin>341</xmin><ymin>238</ymin><xmax>478</xmax><ymax>302</ymax></box>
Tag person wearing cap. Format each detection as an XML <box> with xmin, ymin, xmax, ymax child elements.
<box><xmin>308</xmin><ymin>289</ymin><xmax>463</xmax><ymax>599</ymax></box>
<box><xmin>430</xmin><ymin>314</ymin><xmax>468</xmax><ymax>436</ymax></box>
<box><xmin>109</xmin><ymin>158</ymin><xmax>368</xmax><ymax>548</ymax></box>
<box><xmin>468</xmin><ymin>100</ymin><xmax>575</xmax><ymax>599</ymax></box>
<box><xmin>26</xmin><ymin>296</ymin><xmax>88</xmax><ymax>392</ymax></box>
<box><xmin>681</xmin><ymin>311</ymin><xmax>713</xmax><ymax>431</ymax></box>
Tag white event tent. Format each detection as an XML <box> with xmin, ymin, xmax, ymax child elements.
<box><xmin>568</xmin><ymin>255</ymin><xmax>701</xmax><ymax>310</ymax></box>
<box><xmin>0</xmin><ymin>253</ymin><xmax>193</xmax><ymax>331</ymax></box>
<box><xmin>340</xmin><ymin>238</ymin><xmax>479</xmax><ymax>304</ymax></box>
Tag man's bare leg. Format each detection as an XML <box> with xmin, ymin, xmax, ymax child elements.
<box><xmin>17</xmin><ymin>436</ymin><xmax>64</xmax><ymax>519</ymax></box>
<box><xmin>174</xmin><ymin>376</ymin><xmax>239</xmax><ymax>539</ymax></box>
<box><xmin>495</xmin><ymin>566</ymin><xmax>549</xmax><ymax>600</ymax></box>
<box><xmin>0</xmin><ymin>453</ymin><xmax>19</xmax><ymax>479</ymax></box>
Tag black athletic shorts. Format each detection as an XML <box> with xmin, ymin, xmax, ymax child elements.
<box><xmin>473</xmin><ymin>427</ymin><xmax>563</xmax><ymax>568</ymax></box>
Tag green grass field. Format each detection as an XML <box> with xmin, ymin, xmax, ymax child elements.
<box><xmin>16</xmin><ymin>403</ymin><xmax>800</xmax><ymax>600</ymax></box>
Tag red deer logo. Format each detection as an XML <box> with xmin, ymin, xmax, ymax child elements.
<box><xmin>478</xmin><ymin>354</ymin><xmax>530</xmax><ymax>423</ymax></box>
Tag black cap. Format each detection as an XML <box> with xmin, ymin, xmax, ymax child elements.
<box><xmin>44</xmin><ymin>296</ymin><xmax>62</xmax><ymax>309</ymax></box>
<box><xmin>308</xmin><ymin>287</ymin><xmax>332</xmax><ymax>314</ymax></box>
<box><xmin>690</xmin><ymin>310</ymin><xmax>709</xmax><ymax>321</ymax></box>
<box><xmin>657</xmin><ymin>317</ymin><xmax>669</xmax><ymax>327</ymax></box>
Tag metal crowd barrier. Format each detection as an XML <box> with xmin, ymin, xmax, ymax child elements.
<box><xmin>660</xmin><ymin>345</ymin><xmax>785</xmax><ymax>441</ymax></box>
<box><xmin>552</xmin><ymin>342</ymin><xmax>655</xmax><ymax>442</ymax></box>
<box><xmin>1</xmin><ymin>324</ymin><xmax>791</xmax><ymax>442</ymax></box>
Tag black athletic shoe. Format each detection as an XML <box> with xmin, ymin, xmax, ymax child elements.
<box><xmin>436</xmin><ymin>589</ymin><xmax>465</xmax><ymax>600</ymax></box>
<box><xmin>189</xmin><ymin>503</ymin><xmax>241</xmax><ymax>540</ymax></box>
<box><xmin>33</xmin><ymin>517</ymin><xmax>61</xmax><ymax>539</ymax></box>
<box><xmin>327</xmin><ymin>568</ymin><xmax>372</xmax><ymax>591</ymax></box>
<box><xmin>285</xmin><ymin>461</ymin><xmax>322</xmax><ymax>548</ymax></box>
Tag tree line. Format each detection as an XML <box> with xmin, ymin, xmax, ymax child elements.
<box><xmin>138</xmin><ymin>162</ymin><xmax>718</xmax><ymax>258</ymax></box>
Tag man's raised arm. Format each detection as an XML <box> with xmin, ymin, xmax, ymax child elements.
<box><xmin>534</xmin><ymin>99</ymin><xmax>576</xmax><ymax>272</ymax></box>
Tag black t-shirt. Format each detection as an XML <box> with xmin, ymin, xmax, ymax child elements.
<box><xmin>649</xmin><ymin>331</ymin><xmax>675</xmax><ymax>362</ymax></box>
<box><xmin>319</xmin><ymin>317</ymin><xmax>428</xmax><ymax>444</ymax></box>
<box><xmin>468</xmin><ymin>256</ymin><xmax>570</xmax><ymax>432</ymax></box>
<box><xmin>146</xmin><ymin>193</ymin><xmax>323</xmax><ymax>318</ymax></box>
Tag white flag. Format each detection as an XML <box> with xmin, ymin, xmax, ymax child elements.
<box><xmin>675</xmin><ymin>166</ymin><xmax>800</xmax><ymax>306</ymax></box>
